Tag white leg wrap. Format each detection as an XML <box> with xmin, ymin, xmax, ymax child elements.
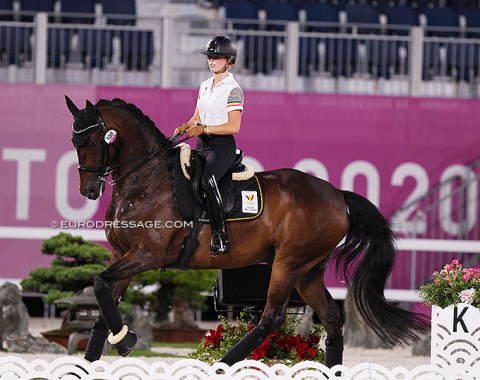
<box><xmin>108</xmin><ymin>325</ymin><xmax>129</xmax><ymax>345</ymax></box>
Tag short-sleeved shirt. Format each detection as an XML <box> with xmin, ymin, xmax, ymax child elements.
<box><xmin>196</xmin><ymin>73</ymin><xmax>244</xmax><ymax>149</ymax></box>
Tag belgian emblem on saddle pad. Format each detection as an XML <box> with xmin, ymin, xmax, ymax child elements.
<box><xmin>174</xmin><ymin>143</ymin><xmax>263</xmax><ymax>223</ymax></box>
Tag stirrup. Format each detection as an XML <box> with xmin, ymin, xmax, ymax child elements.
<box><xmin>210</xmin><ymin>234</ymin><xmax>231</xmax><ymax>256</ymax></box>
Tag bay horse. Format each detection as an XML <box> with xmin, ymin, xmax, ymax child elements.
<box><xmin>65</xmin><ymin>96</ymin><xmax>428</xmax><ymax>367</ymax></box>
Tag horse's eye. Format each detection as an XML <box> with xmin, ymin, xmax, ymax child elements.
<box><xmin>90</xmin><ymin>141</ymin><xmax>98</xmax><ymax>148</ymax></box>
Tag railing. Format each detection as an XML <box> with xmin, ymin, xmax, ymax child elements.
<box><xmin>390</xmin><ymin>157</ymin><xmax>480</xmax><ymax>289</ymax></box>
<box><xmin>2</xmin><ymin>12</ymin><xmax>480</xmax><ymax>97</ymax></box>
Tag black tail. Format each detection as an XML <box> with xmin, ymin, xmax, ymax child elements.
<box><xmin>334</xmin><ymin>190</ymin><xmax>429</xmax><ymax>347</ymax></box>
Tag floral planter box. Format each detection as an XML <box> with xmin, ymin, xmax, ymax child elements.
<box><xmin>431</xmin><ymin>303</ymin><xmax>480</xmax><ymax>373</ymax></box>
<box><xmin>152</xmin><ymin>327</ymin><xmax>206</xmax><ymax>343</ymax></box>
<box><xmin>41</xmin><ymin>330</ymin><xmax>88</xmax><ymax>350</ymax></box>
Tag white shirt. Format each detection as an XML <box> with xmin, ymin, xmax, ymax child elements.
<box><xmin>196</xmin><ymin>73</ymin><xmax>244</xmax><ymax>126</ymax></box>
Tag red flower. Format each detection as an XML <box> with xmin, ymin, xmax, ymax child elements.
<box><xmin>252</xmin><ymin>340</ymin><xmax>269</xmax><ymax>359</ymax></box>
<box><xmin>276</xmin><ymin>337</ymin><xmax>290</xmax><ymax>351</ymax></box>
<box><xmin>204</xmin><ymin>324</ymin><xmax>224</xmax><ymax>348</ymax></box>
<box><xmin>308</xmin><ymin>334</ymin><xmax>320</xmax><ymax>346</ymax></box>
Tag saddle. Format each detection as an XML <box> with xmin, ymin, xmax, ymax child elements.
<box><xmin>170</xmin><ymin>144</ymin><xmax>263</xmax><ymax>271</ymax></box>
<box><xmin>174</xmin><ymin>143</ymin><xmax>263</xmax><ymax>223</ymax></box>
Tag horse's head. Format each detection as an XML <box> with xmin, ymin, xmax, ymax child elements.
<box><xmin>66</xmin><ymin>96</ymin><xmax>117</xmax><ymax>200</ymax></box>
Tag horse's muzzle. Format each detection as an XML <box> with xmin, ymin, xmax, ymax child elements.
<box><xmin>80</xmin><ymin>181</ymin><xmax>102</xmax><ymax>200</ymax></box>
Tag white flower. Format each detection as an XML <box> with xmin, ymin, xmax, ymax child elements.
<box><xmin>459</xmin><ymin>288</ymin><xmax>475</xmax><ymax>304</ymax></box>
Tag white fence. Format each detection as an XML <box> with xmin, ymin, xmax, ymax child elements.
<box><xmin>4</xmin><ymin>303</ymin><xmax>480</xmax><ymax>379</ymax></box>
<box><xmin>0</xmin><ymin>356</ymin><xmax>476</xmax><ymax>380</ymax></box>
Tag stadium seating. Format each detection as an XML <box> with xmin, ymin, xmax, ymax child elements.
<box><xmin>223</xmin><ymin>0</ymin><xmax>259</xmax><ymax>29</ymax></box>
<box><xmin>423</xmin><ymin>7</ymin><xmax>460</xmax><ymax>36</ymax></box>
<box><xmin>345</xmin><ymin>2</ymin><xmax>380</xmax><ymax>33</ymax></box>
<box><xmin>19</xmin><ymin>0</ymin><xmax>55</xmax><ymax>22</ymax></box>
<box><xmin>383</xmin><ymin>4</ymin><xmax>419</xmax><ymax>34</ymax></box>
<box><xmin>299</xmin><ymin>2</ymin><xmax>340</xmax><ymax>76</ymax></box>
<box><xmin>447</xmin><ymin>42</ymin><xmax>479</xmax><ymax>81</ymax></box>
<box><xmin>0</xmin><ymin>0</ymin><xmax>13</xmax><ymax>21</ymax></box>
<box><xmin>264</xmin><ymin>0</ymin><xmax>299</xmax><ymax>25</ymax></box>
<box><xmin>0</xmin><ymin>25</ymin><xmax>32</xmax><ymax>65</ymax></box>
<box><xmin>60</xmin><ymin>0</ymin><xmax>96</xmax><ymax>24</ymax></box>
<box><xmin>76</xmin><ymin>28</ymin><xmax>113</xmax><ymax>69</ymax></box>
<box><xmin>47</xmin><ymin>28</ymin><xmax>70</xmax><ymax>68</ymax></box>
<box><xmin>117</xmin><ymin>29</ymin><xmax>154</xmax><ymax>71</ymax></box>
<box><xmin>101</xmin><ymin>0</ymin><xmax>136</xmax><ymax>26</ymax></box>
<box><xmin>464</xmin><ymin>8</ymin><xmax>480</xmax><ymax>37</ymax></box>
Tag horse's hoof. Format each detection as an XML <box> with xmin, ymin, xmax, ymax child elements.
<box><xmin>114</xmin><ymin>330</ymin><xmax>138</xmax><ymax>357</ymax></box>
<box><xmin>84</xmin><ymin>351</ymin><xmax>102</xmax><ymax>362</ymax></box>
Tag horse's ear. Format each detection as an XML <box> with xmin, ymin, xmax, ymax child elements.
<box><xmin>85</xmin><ymin>99</ymin><xmax>96</xmax><ymax>117</ymax></box>
<box><xmin>65</xmin><ymin>95</ymin><xmax>79</xmax><ymax>116</ymax></box>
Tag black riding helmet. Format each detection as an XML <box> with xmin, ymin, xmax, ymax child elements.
<box><xmin>200</xmin><ymin>36</ymin><xmax>237</xmax><ymax>64</ymax></box>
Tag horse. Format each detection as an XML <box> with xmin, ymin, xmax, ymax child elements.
<box><xmin>65</xmin><ymin>96</ymin><xmax>429</xmax><ymax>367</ymax></box>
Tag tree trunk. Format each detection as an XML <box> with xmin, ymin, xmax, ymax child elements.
<box><xmin>172</xmin><ymin>296</ymin><xmax>198</xmax><ymax>329</ymax></box>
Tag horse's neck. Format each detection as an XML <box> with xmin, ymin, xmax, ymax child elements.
<box><xmin>112</xmin><ymin>148</ymin><xmax>174</xmax><ymax>199</ymax></box>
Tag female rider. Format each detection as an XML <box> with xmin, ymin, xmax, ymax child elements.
<box><xmin>175</xmin><ymin>35</ymin><xmax>244</xmax><ymax>256</ymax></box>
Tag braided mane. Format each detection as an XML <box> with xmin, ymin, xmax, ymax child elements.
<box><xmin>96</xmin><ymin>98</ymin><xmax>168</xmax><ymax>145</ymax></box>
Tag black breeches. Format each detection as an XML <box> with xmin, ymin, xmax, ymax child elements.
<box><xmin>199</xmin><ymin>145</ymin><xmax>236</xmax><ymax>187</ymax></box>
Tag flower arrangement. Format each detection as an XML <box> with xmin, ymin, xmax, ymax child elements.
<box><xmin>418</xmin><ymin>260</ymin><xmax>480</xmax><ymax>308</ymax></box>
<box><xmin>188</xmin><ymin>311</ymin><xmax>325</xmax><ymax>365</ymax></box>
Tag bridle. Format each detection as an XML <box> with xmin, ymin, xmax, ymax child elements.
<box><xmin>73</xmin><ymin>113</ymin><xmax>112</xmax><ymax>179</ymax></box>
<box><xmin>73</xmin><ymin>110</ymin><xmax>191</xmax><ymax>186</ymax></box>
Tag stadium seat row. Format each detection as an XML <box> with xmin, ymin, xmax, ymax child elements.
<box><xmin>0</xmin><ymin>0</ymin><xmax>136</xmax><ymax>25</ymax></box>
<box><xmin>222</xmin><ymin>0</ymin><xmax>480</xmax><ymax>33</ymax></box>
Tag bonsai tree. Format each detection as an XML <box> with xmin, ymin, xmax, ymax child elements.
<box><xmin>21</xmin><ymin>232</ymin><xmax>110</xmax><ymax>304</ymax></box>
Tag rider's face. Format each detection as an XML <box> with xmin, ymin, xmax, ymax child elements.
<box><xmin>207</xmin><ymin>56</ymin><xmax>228</xmax><ymax>73</ymax></box>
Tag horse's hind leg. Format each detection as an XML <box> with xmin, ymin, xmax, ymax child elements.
<box><xmin>295</xmin><ymin>265</ymin><xmax>344</xmax><ymax>368</ymax></box>
<box><xmin>84</xmin><ymin>278</ymin><xmax>131</xmax><ymax>362</ymax></box>
<box><xmin>220</xmin><ymin>262</ymin><xmax>297</xmax><ymax>365</ymax></box>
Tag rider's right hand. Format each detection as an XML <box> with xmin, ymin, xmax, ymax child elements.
<box><xmin>174</xmin><ymin>123</ymin><xmax>189</xmax><ymax>134</ymax></box>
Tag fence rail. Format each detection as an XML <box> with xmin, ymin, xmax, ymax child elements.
<box><xmin>390</xmin><ymin>157</ymin><xmax>480</xmax><ymax>289</ymax></box>
<box><xmin>2</xmin><ymin>13</ymin><xmax>480</xmax><ymax>96</ymax></box>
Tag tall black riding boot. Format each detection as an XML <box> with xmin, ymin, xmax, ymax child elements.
<box><xmin>205</xmin><ymin>175</ymin><xmax>231</xmax><ymax>256</ymax></box>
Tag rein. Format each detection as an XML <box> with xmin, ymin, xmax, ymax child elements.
<box><xmin>74</xmin><ymin>111</ymin><xmax>191</xmax><ymax>186</ymax></box>
<box><xmin>105</xmin><ymin>132</ymin><xmax>190</xmax><ymax>186</ymax></box>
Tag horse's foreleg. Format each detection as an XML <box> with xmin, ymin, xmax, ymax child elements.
<box><xmin>295</xmin><ymin>265</ymin><xmax>344</xmax><ymax>368</ymax></box>
<box><xmin>84</xmin><ymin>316</ymin><xmax>108</xmax><ymax>362</ymax></box>
<box><xmin>84</xmin><ymin>279</ymin><xmax>131</xmax><ymax>362</ymax></box>
<box><xmin>220</xmin><ymin>266</ymin><xmax>295</xmax><ymax>366</ymax></box>
<box><xmin>93</xmin><ymin>246</ymin><xmax>157</xmax><ymax>357</ymax></box>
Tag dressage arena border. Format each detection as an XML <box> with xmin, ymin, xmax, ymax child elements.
<box><xmin>0</xmin><ymin>357</ymin><xmax>476</xmax><ymax>380</ymax></box>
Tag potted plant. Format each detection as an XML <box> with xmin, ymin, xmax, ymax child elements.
<box><xmin>188</xmin><ymin>310</ymin><xmax>325</xmax><ymax>365</ymax></box>
<box><xmin>418</xmin><ymin>259</ymin><xmax>480</xmax><ymax>372</ymax></box>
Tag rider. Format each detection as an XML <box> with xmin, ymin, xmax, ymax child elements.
<box><xmin>175</xmin><ymin>35</ymin><xmax>244</xmax><ymax>256</ymax></box>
